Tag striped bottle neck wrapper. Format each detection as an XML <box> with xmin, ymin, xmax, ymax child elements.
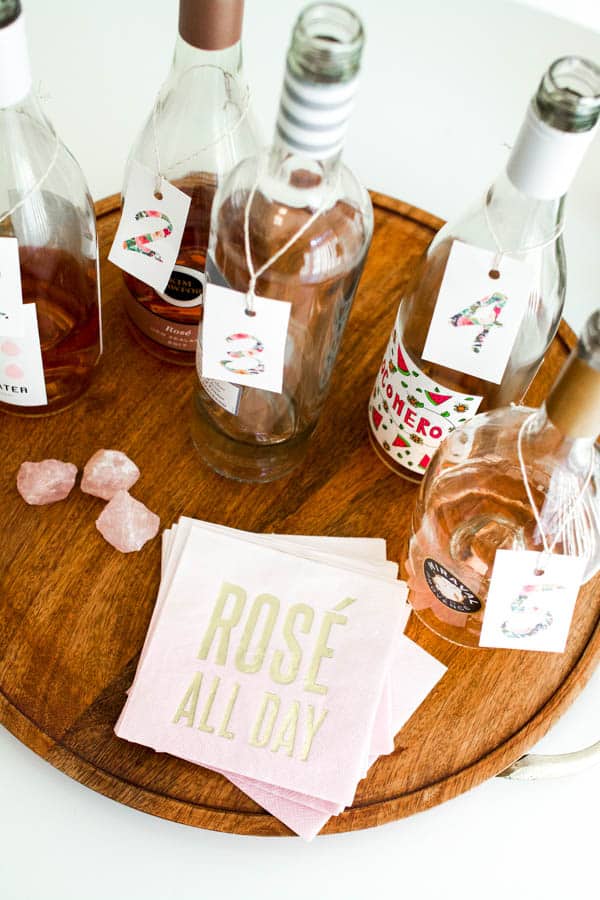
<box><xmin>275</xmin><ymin>66</ymin><xmax>359</xmax><ymax>160</ymax></box>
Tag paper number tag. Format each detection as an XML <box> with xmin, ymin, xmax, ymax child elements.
<box><xmin>108</xmin><ymin>161</ymin><xmax>191</xmax><ymax>294</ymax></box>
<box><xmin>0</xmin><ymin>237</ymin><xmax>24</xmax><ymax>337</ymax></box>
<box><xmin>422</xmin><ymin>241</ymin><xmax>533</xmax><ymax>385</ymax></box>
<box><xmin>479</xmin><ymin>549</ymin><xmax>586</xmax><ymax>653</ymax></box>
<box><xmin>201</xmin><ymin>282</ymin><xmax>292</xmax><ymax>395</ymax></box>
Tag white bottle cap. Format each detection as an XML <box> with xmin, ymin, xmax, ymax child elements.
<box><xmin>0</xmin><ymin>12</ymin><xmax>32</xmax><ymax>108</ymax></box>
<box><xmin>507</xmin><ymin>101</ymin><xmax>598</xmax><ymax>200</ymax></box>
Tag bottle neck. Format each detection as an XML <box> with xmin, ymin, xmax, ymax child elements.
<box><xmin>485</xmin><ymin>169</ymin><xmax>564</xmax><ymax>255</ymax></box>
<box><xmin>171</xmin><ymin>33</ymin><xmax>243</xmax><ymax>80</ymax></box>
<box><xmin>0</xmin><ymin>12</ymin><xmax>32</xmax><ymax>109</ymax></box>
<box><xmin>526</xmin><ymin>405</ymin><xmax>594</xmax><ymax>475</ymax></box>
<box><xmin>506</xmin><ymin>99</ymin><xmax>598</xmax><ymax>201</ymax></box>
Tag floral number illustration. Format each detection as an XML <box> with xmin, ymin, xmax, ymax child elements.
<box><xmin>500</xmin><ymin>582</ymin><xmax>557</xmax><ymax>639</ymax></box>
<box><xmin>220</xmin><ymin>332</ymin><xmax>265</xmax><ymax>376</ymax></box>
<box><xmin>450</xmin><ymin>292</ymin><xmax>507</xmax><ymax>353</ymax></box>
<box><xmin>122</xmin><ymin>210</ymin><xmax>173</xmax><ymax>263</ymax></box>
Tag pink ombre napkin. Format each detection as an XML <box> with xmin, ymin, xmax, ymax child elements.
<box><xmin>115</xmin><ymin>518</ymin><xmax>446</xmax><ymax>839</ymax></box>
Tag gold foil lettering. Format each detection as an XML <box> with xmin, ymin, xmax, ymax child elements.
<box><xmin>300</xmin><ymin>706</ymin><xmax>328</xmax><ymax>761</ymax></box>
<box><xmin>270</xmin><ymin>700</ymin><xmax>300</xmax><ymax>757</ymax></box>
<box><xmin>249</xmin><ymin>692</ymin><xmax>280</xmax><ymax>748</ymax></box>
<box><xmin>270</xmin><ymin>603</ymin><xmax>314</xmax><ymax>685</ymax></box>
<box><xmin>235</xmin><ymin>593</ymin><xmax>280</xmax><ymax>674</ymax></box>
<box><xmin>305</xmin><ymin>611</ymin><xmax>348</xmax><ymax>694</ymax></box>
<box><xmin>197</xmin><ymin>675</ymin><xmax>220</xmax><ymax>733</ymax></box>
<box><xmin>198</xmin><ymin>581</ymin><xmax>246</xmax><ymax>665</ymax></box>
<box><xmin>172</xmin><ymin>671</ymin><xmax>203</xmax><ymax>726</ymax></box>
<box><xmin>218</xmin><ymin>683</ymin><xmax>240</xmax><ymax>740</ymax></box>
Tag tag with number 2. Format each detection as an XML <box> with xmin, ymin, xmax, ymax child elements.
<box><xmin>108</xmin><ymin>161</ymin><xmax>191</xmax><ymax>294</ymax></box>
<box><xmin>201</xmin><ymin>282</ymin><xmax>291</xmax><ymax>395</ymax></box>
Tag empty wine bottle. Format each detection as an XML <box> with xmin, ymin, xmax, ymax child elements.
<box><xmin>0</xmin><ymin>0</ymin><xmax>101</xmax><ymax>416</ymax></box>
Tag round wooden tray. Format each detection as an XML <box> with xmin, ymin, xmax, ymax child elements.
<box><xmin>1</xmin><ymin>193</ymin><xmax>598</xmax><ymax>837</ymax></box>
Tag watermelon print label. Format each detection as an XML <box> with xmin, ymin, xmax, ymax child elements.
<box><xmin>422</xmin><ymin>240</ymin><xmax>533</xmax><ymax>385</ymax></box>
<box><xmin>369</xmin><ymin>329</ymin><xmax>483</xmax><ymax>473</ymax></box>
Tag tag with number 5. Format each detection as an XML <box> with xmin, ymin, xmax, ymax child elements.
<box><xmin>201</xmin><ymin>282</ymin><xmax>291</xmax><ymax>395</ymax></box>
<box><xmin>108</xmin><ymin>161</ymin><xmax>191</xmax><ymax>294</ymax></box>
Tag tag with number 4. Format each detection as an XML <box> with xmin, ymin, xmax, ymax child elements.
<box><xmin>202</xmin><ymin>282</ymin><xmax>291</xmax><ymax>395</ymax></box>
<box><xmin>108</xmin><ymin>161</ymin><xmax>191</xmax><ymax>294</ymax></box>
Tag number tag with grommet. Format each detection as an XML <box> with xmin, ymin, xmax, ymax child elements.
<box><xmin>108</xmin><ymin>161</ymin><xmax>191</xmax><ymax>294</ymax></box>
<box><xmin>422</xmin><ymin>241</ymin><xmax>533</xmax><ymax>384</ymax></box>
<box><xmin>479</xmin><ymin>549</ymin><xmax>586</xmax><ymax>653</ymax></box>
<box><xmin>201</xmin><ymin>282</ymin><xmax>291</xmax><ymax>394</ymax></box>
<box><xmin>0</xmin><ymin>237</ymin><xmax>25</xmax><ymax>337</ymax></box>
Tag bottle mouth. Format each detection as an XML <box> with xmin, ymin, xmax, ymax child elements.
<box><xmin>288</xmin><ymin>2</ymin><xmax>364</xmax><ymax>83</ymax></box>
<box><xmin>537</xmin><ymin>56</ymin><xmax>600</xmax><ymax>132</ymax></box>
<box><xmin>0</xmin><ymin>0</ymin><xmax>21</xmax><ymax>29</ymax></box>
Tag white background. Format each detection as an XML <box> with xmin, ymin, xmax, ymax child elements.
<box><xmin>2</xmin><ymin>2</ymin><xmax>599</xmax><ymax>898</ymax></box>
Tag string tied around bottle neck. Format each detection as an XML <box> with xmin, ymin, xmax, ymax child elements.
<box><xmin>242</xmin><ymin>166</ymin><xmax>338</xmax><ymax>316</ymax></box>
<box><xmin>0</xmin><ymin>120</ymin><xmax>60</xmax><ymax>229</ymax></box>
<box><xmin>151</xmin><ymin>64</ymin><xmax>251</xmax><ymax>200</ymax></box>
<box><xmin>517</xmin><ymin>411</ymin><xmax>595</xmax><ymax>574</ymax></box>
<box><xmin>483</xmin><ymin>189</ymin><xmax>565</xmax><ymax>278</ymax></box>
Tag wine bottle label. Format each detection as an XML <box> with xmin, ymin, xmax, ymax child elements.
<box><xmin>199</xmin><ymin>375</ymin><xmax>241</xmax><ymax>416</ymax></box>
<box><xmin>156</xmin><ymin>265</ymin><xmax>205</xmax><ymax>309</ymax></box>
<box><xmin>201</xmin><ymin>282</ymin><xmax>292</xmax><ymax>395</ymax></box>
<box><xmin>0</xmin><ymin>237</ymin><xmax>25</xmax><ymax>337</ymax></box>
<box><xmin>423</xmin><ymin>559</ymin><xmax>482</xmax><ymax>613</ymax></box>
<box><xmin>123</xmin><ymin>293</ymin><xmax>198</xmax><ymax>352</ymax></box>
<box><xmin>369</xmin><ymin>329</ymin><xmax>483</xmax><ymax>474</ymax></box>
<box><xmin>479</xmin><ymin>549</ymin><xmax>585</xmax><ymax>653</ymax></box>
<box><xmin>108</xmin><ymin>162</ymin><xmax>191</xmax><ymax>294</ymax></box>
<box><xmin>422</xmin><ymin>241</ymin><xmax>532</xmax><ymax>385</ymax></box>
<box><xmin>0</xmin><ymin>303</ymin><xmax>48</xmax><ymax>407</ymax></box>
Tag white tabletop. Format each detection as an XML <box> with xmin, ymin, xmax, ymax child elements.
<box><xmin>2</xmin><ymin>2</ymin><xmax>599</xmax><ymax>898</ymax></box>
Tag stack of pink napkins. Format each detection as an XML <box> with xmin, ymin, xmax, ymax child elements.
<box><xmin>115</xmin><ymin>517</ymin><xmax>446</xmax><ymax>840</ymax></box>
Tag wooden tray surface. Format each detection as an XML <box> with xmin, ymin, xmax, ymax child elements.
<box><xmin>1</xmin><ymin>192</ymin><xmax>598</xmax><ymax>837</ymax></box>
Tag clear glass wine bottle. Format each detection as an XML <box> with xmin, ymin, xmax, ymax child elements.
<box><xmin>121</xmin><ymin>0</ymin><xmax>260</xmax><ymax>365</ymax></box>
<box><xmin>191</xmin><ymin>2</ymin><xmax>374</xmax><ymax>482</ymax></box>
<box><xmin>369</xmin><ymin>57</ymin><xmax>600</xmax><ymax>483</ymax></box>
<box><xmin>0</xmin><ymin>0</ymin><xmax>101</xmax><ymax>416</ymax></box>
<box><xmin>407</xmin><ymin>311</ymin><xmax>600</xmax><ymax>648</ymax></box>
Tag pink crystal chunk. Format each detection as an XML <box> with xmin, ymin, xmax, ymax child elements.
<box><xmin>96</xmin><ymin>490</ymin><xmax>160</xmax><ymax>553</ymax></box>
<box><xmin>17</xmin><ymin>459</ymin><xmax>78</xmax><ymax>505</ymax></box>
<box><xmin>81</xmin><ymin>449</ymin><xmax>140</xmax><ymax>500</ymax></box>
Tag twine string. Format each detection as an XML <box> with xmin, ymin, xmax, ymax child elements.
<box><xmin>0</xmin><ymin>123</ymin><xmax>60</xmax><ymax>228</ymax></box>
<box><xmin>516</xmin><ymin>411</ymin><xmax>594</xmax><ymax>572</ymax></box>
<box><xmin>483</xmin><ymin>189</ymin><xmax>564</xmax><ymax>275</ymax></box>
<box><xmin>151</xmin><ymin>65</ymin><xmax>250</xmax><ymax>198</ymax></box>
<box><xmin>242</xmin><ymin>167</ymin><xmax>337</xmax><ymax>316</ymax></box>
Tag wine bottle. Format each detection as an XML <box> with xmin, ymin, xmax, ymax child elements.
<box><xmin>191</xmin><ymin>2</ymin><xmax>374</xmax><ymax>483</ymax></box>
<box><xmin>121</xmin><ymin>0</ymin><xmax>260</xmax><ymax>365</ymax></box>
<box><xmin>369</xmin><ymin>57</ymin><xmax>600</xmax><ymax>482</ymax></box>
<box><xmin>407</xmin><ymin>311</ymin><xmax>600</xmax><ymax>649</ymax></box>
<box><xmin>0</xmin><ymin>0</ymin><xmax>101</xmax><ymax>416</ymax></box>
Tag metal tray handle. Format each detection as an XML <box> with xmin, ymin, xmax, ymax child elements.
<box><xmin>498</xmin><ymin>740</ymin><xmax>600</xmax><ymax>780</ymax></box>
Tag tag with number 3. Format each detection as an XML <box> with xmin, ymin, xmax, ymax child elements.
<box><xmin>201</xmin><ymin>282</ymin><xmax>291</xmax><ymax>395</ymax></box>
<box><xmin>108</xmin><ymin>161</ymin><xmax>191</xmax><ymax>294</ymax></box>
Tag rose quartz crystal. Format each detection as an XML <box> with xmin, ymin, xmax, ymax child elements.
<box><xmin>81</xmin><ymin>449</ymin><xmax>140</xmax><ymax>500</ymax></box>
<box><xmin>17</xmin><ymin>459</ymin><xmax>78</xmax><ymax>505</ymax></box>
<box><xmin>96</xmin><ymin>490</ymin><xmax>160</xmax><ymax>553</ymax></box>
